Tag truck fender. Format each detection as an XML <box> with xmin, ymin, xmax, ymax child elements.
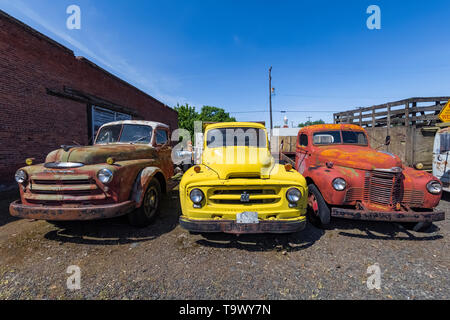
<box><xmin>131</xmin><ymin>167</ymin><xmax>166</xmax><ymax>208</ymax></box>
<box><xmin>306</xmin><ymin>166</ymin><xmax>347</xmax><ymax>205</ymax></box>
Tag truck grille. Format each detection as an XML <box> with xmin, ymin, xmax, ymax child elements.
<box><xmin>25</xmin><ymin>176</ymin><xmax>106</xmax><ymax>204</ymax></box>
<box><xmin>401</xmin><ymin>190</ymin><xmax>425</xmax><ymax>207</ymax></box>
<box><xmin>344</xmin><ymin>170</ymin><xmax>425</xmax><ymax>208</ymax></box>
<box><xmin>364</xmin><ymin>170</ymin><xmax>401</xmax><ymax>206</ymax></box>
<box><xmin>209</xmin><ymin>188</ymin><xmax>279</xmax><ymax>205</ymax></box>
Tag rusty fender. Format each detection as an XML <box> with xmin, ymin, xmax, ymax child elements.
<box><xmin>131</xmin><ymin>167</ymin><xmax>165</xmax><ymax>208</ymax></box>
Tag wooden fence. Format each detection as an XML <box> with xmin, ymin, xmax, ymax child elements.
<box><xmin>333</xmin><ymin>97</ymin><xmax>450</xmax><ymax>128</ymax></box>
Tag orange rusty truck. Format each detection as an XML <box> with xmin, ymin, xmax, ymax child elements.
<box><xmin>292</xmin><ymin>124</ymin><xmax>445</xmax><ymax>231</ymax></box>
<box><xmin>10</xmin><ymin>120</ymin><xmax>174</xmax><ymax>227</ymax></box>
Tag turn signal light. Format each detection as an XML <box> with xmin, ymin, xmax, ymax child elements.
<box><xmin>25</xmin><ymin>158</ymin><xmax>34</xmax><ymax>166</ymax></box>
<box><xmin>194</xmin><ymin>166</ymin><xmax>201</xmax><ymax>173</ymax></box>
<box><xmin>414</xmin><ymin>163</ymin><xmax>424</xmax><ymax>170</ymax></box>
<box><xmin>106</xmin><ymin>157</ymin><xmax>116</xmax><ymax>165</ymax></box>
<box><xmin>284</xmin><ymin>164</ymin><xmax>293</xmax><ymax>171</ymax></box>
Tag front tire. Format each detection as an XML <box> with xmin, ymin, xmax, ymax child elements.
<box><xmin>307</xmin><ymin>184</ymin><xmax>331</xmax><ymax>228</ymax></box>
<box><xmin>128</xmin><ymin>178</ymin><xmax>162</xmax><ymax>227</ymax></box>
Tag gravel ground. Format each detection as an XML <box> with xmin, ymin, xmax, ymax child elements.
<box><xmin>0</xmin><ymin>188</ymin><xmax>448</xmax><ymax>300</ymax></box>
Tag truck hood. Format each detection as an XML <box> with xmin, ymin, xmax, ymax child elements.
<box><xmin>45</xmin><ymin>144</ymin><xmax>156</xmax><ymax>165</ymax></box>
<box><xmin>315</xmin><ymin>145</ymin><xmax>402</xmax><ymax>171</ymax></box>
<box><xmin>202</xmin><ymin>147</ymin><xmax>274</xmax><ymax>179</ymax></box>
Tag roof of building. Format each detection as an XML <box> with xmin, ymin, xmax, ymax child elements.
<box><xmin>0</xmin><ymin>9</ymin><xmax>176</xmax><ymax>115</ymax></box>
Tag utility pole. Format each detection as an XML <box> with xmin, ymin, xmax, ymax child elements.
<box><xmin>307</xmin><ymin>116</ymin><xmax>312</xmax><ymax>123</ymax></box>
<box><xmin>269</xmin><ymin>66</ymin><xmax>273</xmax><ymax>132</ymax></box>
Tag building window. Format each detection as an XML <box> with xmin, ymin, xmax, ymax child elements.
<box><xmin>155</xmin><ymin>130</ymin><xmax>168</xmax><ymax>145</ymax></box>
<box><xmin>91</xmin><ymin>106</ymin><xmax>131</xmax><ymax>140</ymax></box>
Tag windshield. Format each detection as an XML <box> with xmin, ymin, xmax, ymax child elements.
<box><xmin>313</xmin><ymin>130</ymin><xmax>368</xmax><ymax>145</ymax></box>
<box><xmin>95</xmin><ymin>124</ymin><xmax>153</xmax><ymax>144</ymax></box>
<box><xmin>440</xmin><ymin>133</ymin><xmax>450</xmax><ymax>153</ymax></box>
<box><xmin>206</xmin><ymin>127</ymin><xmax>267</xmax><ymax>148</ymax></box>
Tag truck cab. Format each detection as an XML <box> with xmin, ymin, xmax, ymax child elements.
<box><xmin>295</xmin><ymin>124</ymin><xmax>444</xmax><ymax>231</ymax></box>
<box><xmin>10</xmin><ymin>120</ymin><xmax>174</xmax><ymax>227</ymax></box>
<box><xmin>433</xmin><ymin>126</ymin><xmax>450</xmax><ymax>192</ymax></box>
<box><xmin>179</xmin><ymin>122</ymin><xmax>309</xmax><ymax>234</ymax></box>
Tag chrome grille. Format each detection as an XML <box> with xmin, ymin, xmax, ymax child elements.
<box><xmin>26</xmin><ymin>176</ymin><xmax>105</xmax><ymax>204</ymax></box>
<box><xmin>209</xmin><ymin>188</ymin><xmax>279</xmax><ymax>205</ymax></box>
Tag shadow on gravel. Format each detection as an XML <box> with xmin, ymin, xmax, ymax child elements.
<box><xmin>195</xmin><ymin>222</ymin><xmax>324</xmax><ymax>252</ymax></box>
<box><xmin>43</xmin><ymin>192</ymin><xmax>181</xmax><ymax>245</ymax></box>
<box><xmin>441</xmin><ymin>192</ymin><xmax>450</xmax><ymax>202</ymax></box>
<box><xmin>0</xmin><ymin>197</ymin><xmax>19</xmax><ymax>227</ymax></box>
<box><xmin>331</xmin><ymin>218</ymin><xmax>443</xmax><ymax>241</ymax></box>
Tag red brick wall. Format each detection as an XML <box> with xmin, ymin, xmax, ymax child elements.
<box><xmin>0</xmin><ymin>11</ymin><xmax>178</xmax><ymax>186</ymax></box>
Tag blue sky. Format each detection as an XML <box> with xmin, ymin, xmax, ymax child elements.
<box><xmin>1</xmin><ymin>0</ymin><xmax>449</xmax><ymax>126</ymax></box>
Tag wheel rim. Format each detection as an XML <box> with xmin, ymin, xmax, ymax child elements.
<box><xmin>144</xmin><ymin>187</ymin><xmax>158</xmax><ymax>218</ymax></box>
<box><xmin>308</xmin><ymin>192</ymin><xmax>320</xmax><ymax>216</ymax></box>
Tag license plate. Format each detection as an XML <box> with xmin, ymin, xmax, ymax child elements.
<box><xmin>236</xmin><ymin>212</ymin><xmax>259</xmax><ymax>224</ymax></box>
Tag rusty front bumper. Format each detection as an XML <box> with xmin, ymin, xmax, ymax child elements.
<box><xmin>179</xmin><ymin>217</ymin><xmax>306</xmax><ymax>234</ymax></box>
<box><xmin>331</xmin><ymin>207</ymin><xmax>445</xmax><ymax>222</ymax></box>
<box><xmin>9</xmin><ymin>200</ymin><xmax>136</xmax><ymax>221</ymax></box>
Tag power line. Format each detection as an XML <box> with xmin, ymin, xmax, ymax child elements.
<box><xmin>230</xmin><ymin>109</ymin><xmax>342</xmax><ymax>114</ymax></box>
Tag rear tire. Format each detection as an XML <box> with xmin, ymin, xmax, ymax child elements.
<box><xmin>307</xmin><ymin>184</ymin><xmax>331</xmax><ymax>228</ymax></box>
<box><xmin>128</xmin><ymin>178</ymin><xmax>162</xmax><ymax>227</ymax></box>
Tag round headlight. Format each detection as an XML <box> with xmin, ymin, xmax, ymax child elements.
<box><xmin>427</xmin><ymin>180</ymin><xmax>442</xmax><ymax>194</ymax></box>
<box><xmin>190</xmin><ymin>189</ymin><xmax>204</xmax><ymax>204</ymax></box>
<box><xmin>332</xmin><ymin>178</ymin><xmax>347</xmax><ymax>191</ymax></box>
<box><xmin>15</xmin><ymin>169</ymin><xmax>27</xmax><ymax>184</ymax></box>
<box><xmin>97</xmin><ymin>168</ymin><xmax>113</xmax><ymax>184</ymax></box>
<box><xmin>286</xmin><ymin>188</ymin><xmax>302</xmax><ymax>203</ymax></box>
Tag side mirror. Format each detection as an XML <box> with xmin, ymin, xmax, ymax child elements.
<box><xmin>385</xmin><ymin>136</ymin><xmax>391</xmax><ymax>146</ymax></box>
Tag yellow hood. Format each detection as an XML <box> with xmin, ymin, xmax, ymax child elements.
<box><xmin>202</xmin><ymin>146</ymin><xmax>275</xmax><ymax>179</ymax></box>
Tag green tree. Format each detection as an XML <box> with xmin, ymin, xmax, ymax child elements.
<box><xmin>298</xmin><ymin>119</ymin><xmax>325</xmax><ymax>128</ymax></box>
<box><xmin>199</xmin><ymin>106</ymin><xmax>236</xmax><ymax>123</ymax></box>
<box><xmin>174</xmin><ymin>104</ymin><xmax>236</xmax><ymax>138</ymax></box>
<box><xmin>174</xmin><ymin>103</ymin><xmax>199</xmax><ymax>138</ymax></box>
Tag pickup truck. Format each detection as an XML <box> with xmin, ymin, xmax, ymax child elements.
<box><xmin>179</xmin><ymin>122</ymin><xmax>309</xmax><ymax>234</ymax></box>
<box><xmin>10</xmin><ymin>120</ymin><xmax>174</xmax><ymax>227</ymax></box>
<box><xmin>294</xmin><ymin>124</ymin><xmax>445</xmax><ymax>231</ymax></box>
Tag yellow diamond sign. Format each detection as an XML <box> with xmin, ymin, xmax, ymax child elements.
<box><xmin>438</xmin><ymin>100</ymin><xmax>450</xmax><ymax>122</ymax></box>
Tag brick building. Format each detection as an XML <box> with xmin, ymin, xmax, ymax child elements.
<box><xmin>0</xmin><ymin>10</ymin><xmax>178</xmax><ymax>189</ymax></box>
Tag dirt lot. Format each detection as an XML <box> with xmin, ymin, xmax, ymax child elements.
<box><xmin>0</xmin><ymin>187</ymin><xmax>448</xmax><ymax>300</ymax></box>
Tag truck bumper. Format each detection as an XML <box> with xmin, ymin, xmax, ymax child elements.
<box><xmin>179</xmin><ymin>216</ymin><xmax>306</xmax><ymax>234</ymax></box>
<box><xmin>331</xmin><ymin>207</ymin><xmax>445</xmax><ymax>223</ymax></box>
<box><xmin>9</xmin><ymin>200</ymin><xmax>136</xmax><ymax>221</ymax></box>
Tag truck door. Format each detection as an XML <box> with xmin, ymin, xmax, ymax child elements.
<box><xmin>433</xmin><ymin>129</ymin><xmax>450</xmax><ymax>192</ymax></box>
<box><xmin>154</xmin><ymin>128</ymin><xmax>174</xmax><ymax>179</ymax></box>
<box><xmin>296</xmin><ymin>133</ymin><xmax>310</xmax><ymax>174</ymax></box>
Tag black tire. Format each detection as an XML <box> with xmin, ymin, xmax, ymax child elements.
<box><xmin>307</xmin><ymin>184</ymin><xmax>331</xmax><ymax>228</ymax></box>
<box><xmin>128</xmin><ymin>178</ymin><xmax>162</xmax><ymax>227</ymax></box>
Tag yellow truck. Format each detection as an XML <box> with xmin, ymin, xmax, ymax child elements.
<box><xmin>179</xmin><ymin>122</ymin><xmax>308</xmax><ymax>234</ymax></box>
